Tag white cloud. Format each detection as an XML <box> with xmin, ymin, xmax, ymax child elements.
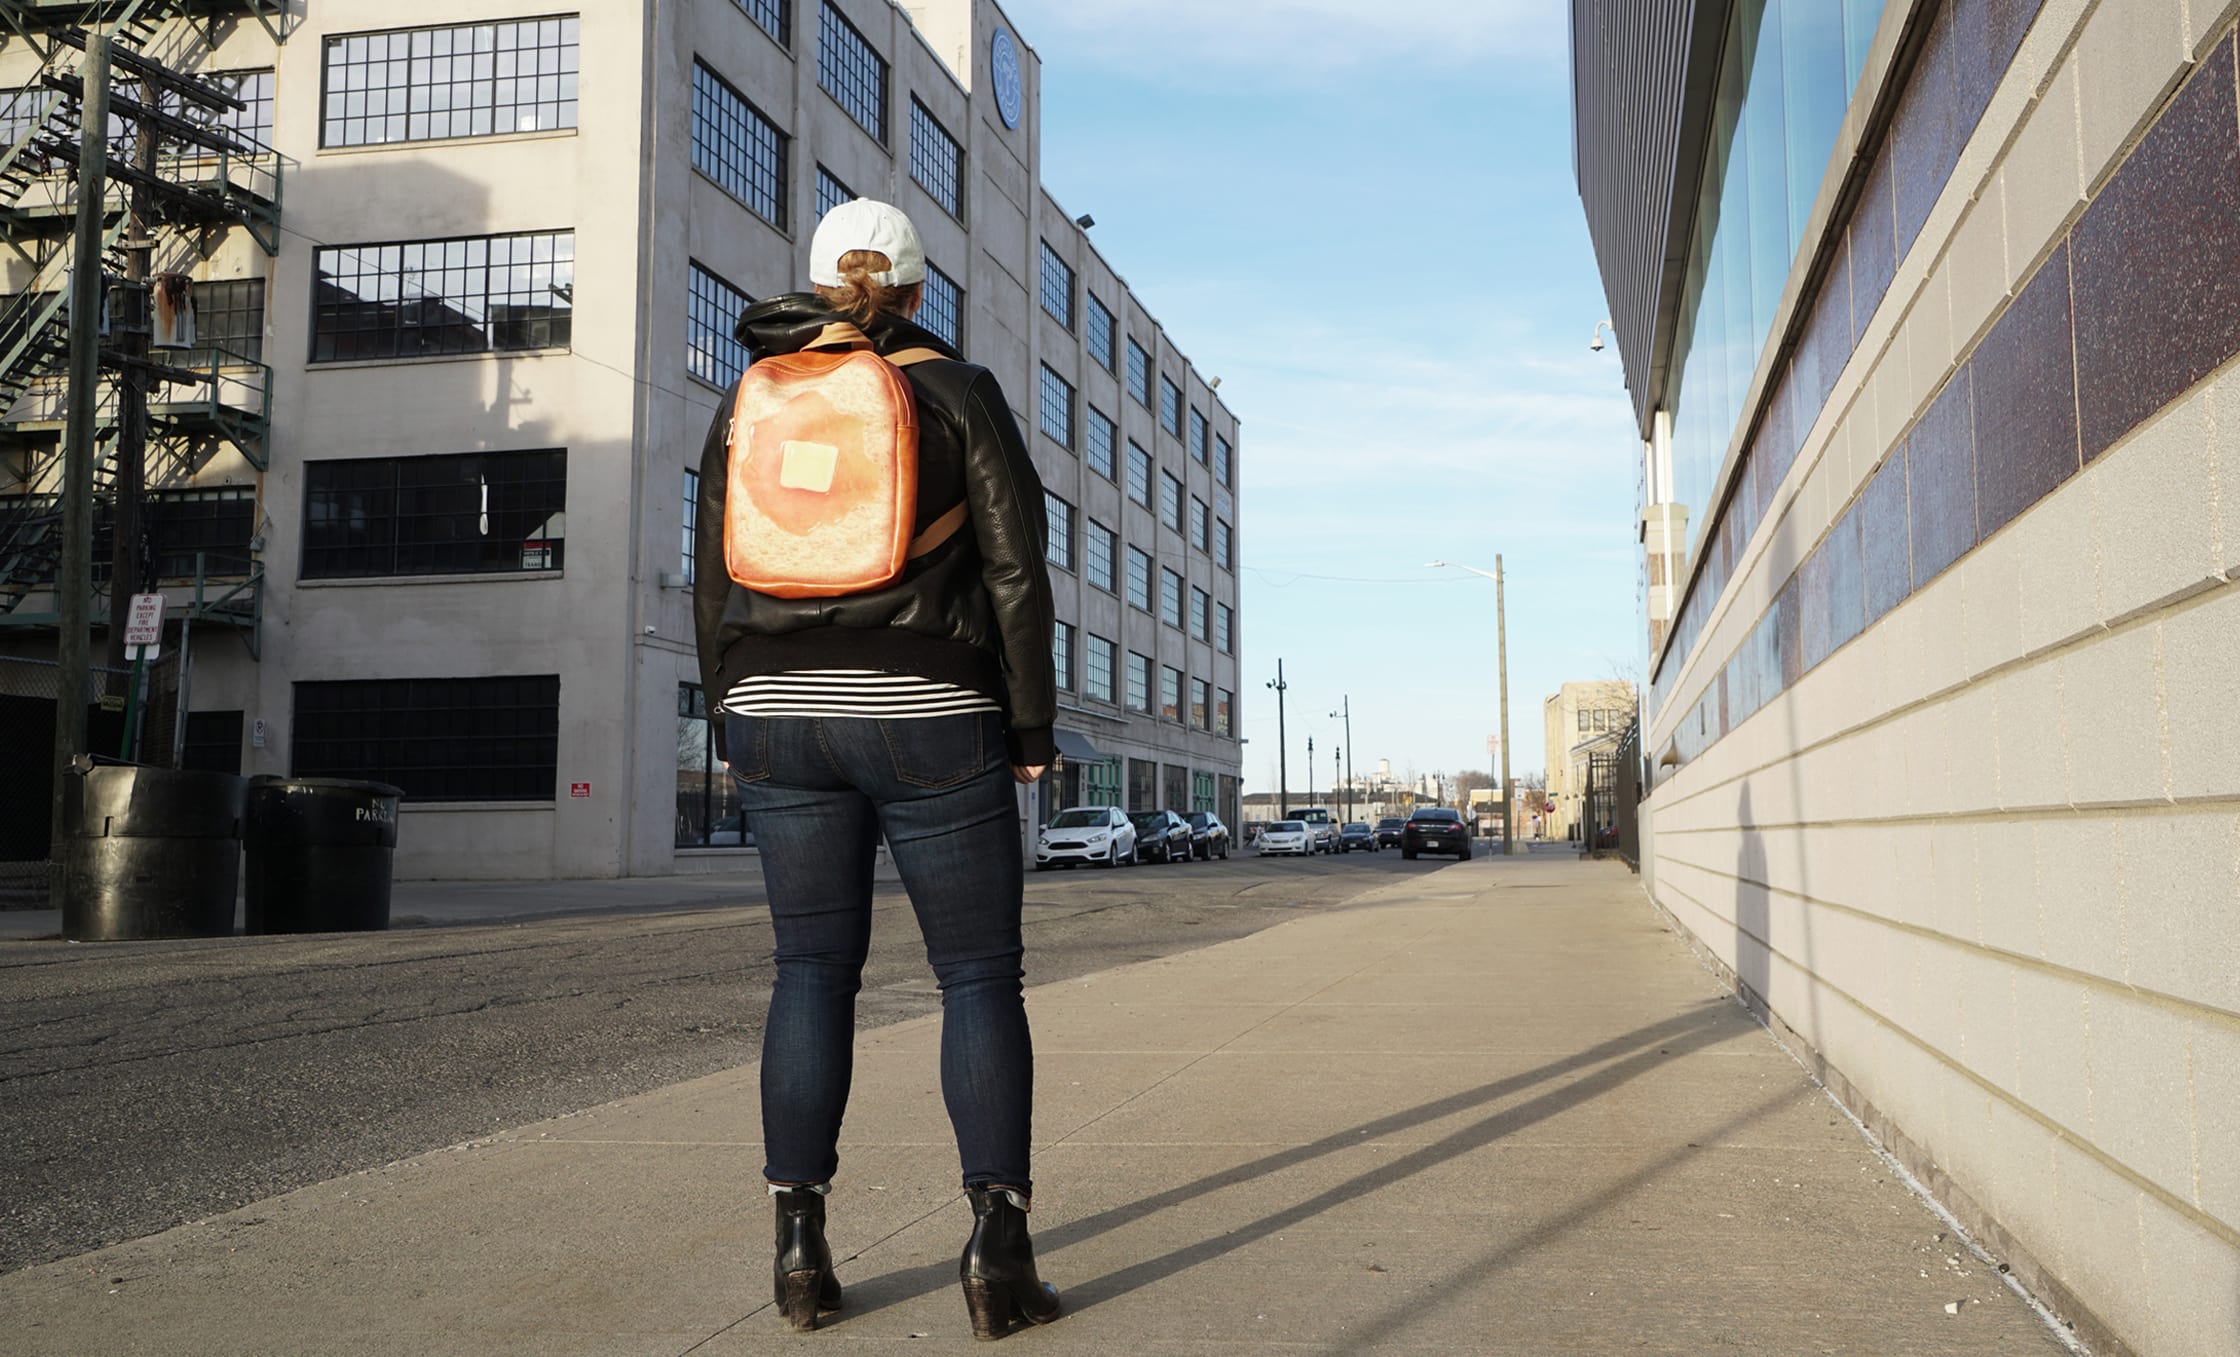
<box><xmin>999</xmin><ymin>0</ymin><xmax>1560</xmax><ymax>74</ymax></box>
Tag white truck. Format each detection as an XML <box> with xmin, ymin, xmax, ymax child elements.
<box><xmin>1283</xmin><ymin>806</ymin><xmax>1340</xmax><ymax>854</ymax></box>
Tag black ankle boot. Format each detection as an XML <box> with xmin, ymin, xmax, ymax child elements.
<box><xmin>958</xmin><ymin>1187</ymin><xmax>1061</xmax><ymax>1341</ymax></box>
<box><xmin>772</xmin><ymin>1187</ymin><xmax>842</xmax><ymax>1332</ymax></box>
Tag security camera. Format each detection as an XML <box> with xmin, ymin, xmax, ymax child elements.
<box><xmin>1588</xmin><ymin>332</ymin><xmax>1604</xmax><ymax>352</ymax></box>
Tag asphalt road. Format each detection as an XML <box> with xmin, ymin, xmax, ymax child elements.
<box><xmin>0</xmin><ymin>847</ymin><xmax>1431</xmax><ymax>1275</ymax></box>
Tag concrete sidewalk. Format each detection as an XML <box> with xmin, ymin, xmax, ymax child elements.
<box><xmin>0</xmin><ymin>856</ymin><xmax>2073</xmax><ymax>1355</ymax></box>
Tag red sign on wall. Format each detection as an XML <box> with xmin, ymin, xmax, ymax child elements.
<box><xmin>570</xmin><ymin>783</ymin><xmax>592</xmax><ymax>799</ymax></box>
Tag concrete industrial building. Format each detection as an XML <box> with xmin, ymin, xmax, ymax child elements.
<box><xmin>1541</xmin><ymin>678</ymin><xmax>1636</xmax><ymax>842</ymax></box>
<box><xmin>1574</xmin><ymin>1</ymin><xmax>2240</xmax><ymax>1353</ymax></box>
<box><xmin>0</xmin><ymin>0</ymin><xmax>1244</xmax><ymax>881</ymax></box>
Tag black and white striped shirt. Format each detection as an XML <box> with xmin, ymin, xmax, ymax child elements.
<box><xmin>723</xmin><ymin>669</ymin><xmax>1001</xmax><ymax>720</ymax></box>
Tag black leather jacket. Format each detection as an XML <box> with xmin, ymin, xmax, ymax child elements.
<box><xmin>692</xmin><ymin>294</ymin><xmax>1057</xmax><ymax>767</ymax></box>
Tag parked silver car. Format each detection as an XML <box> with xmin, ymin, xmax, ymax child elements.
<box><xmin>1035</xmin><ymin>806</ymin><xmax>1137</xmax><ymax>870</ymax></box>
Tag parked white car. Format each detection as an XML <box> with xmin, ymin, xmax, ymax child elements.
<box><xmin>1258</xmin><ymin>820</ymin><xmax>1311</xmax><ymax>856</ymax></box>
<box><xmin>1035</xmin><ymin>806</ymin><xmax>1137</xmax><ymax>870</ymax></box>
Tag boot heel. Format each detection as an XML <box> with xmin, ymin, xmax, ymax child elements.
<box><xmin>778</xmin><ymin>1269</ymin><xmax>825</xmax><ymax>1332</ymax></box>
<box><xmin>961</xmin><ymin>1276</ymin><xmax>1011</xmax><ymax>1341</ymax></box>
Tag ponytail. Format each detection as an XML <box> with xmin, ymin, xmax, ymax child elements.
<box><xmin>815</xmin><ymin>249</ymin><xmax>924</xmax><ymax>326</ymax></box>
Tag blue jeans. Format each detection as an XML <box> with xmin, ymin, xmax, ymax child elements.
<box><xmin>727</xmin><ymin>710</ymin><xmax>1033</xmax><ymax>1192</ymax></box>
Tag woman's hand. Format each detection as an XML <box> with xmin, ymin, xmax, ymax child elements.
<box><xmin>1012</xmin><ymin>764</ymin><xmax>1047</xmax><ymax>785</ymax></box>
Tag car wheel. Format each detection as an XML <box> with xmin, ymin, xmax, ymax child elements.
<box><xmin>1459</xmin><ymin>848</ymin><xmax>1473</xmax><ymax>861</ymax></box>
<box><xmin>1403</xmin><ymin>848</ymin><xmax>1417</xmax><ymax>860</ymax></box>
<box><xmin>1100</xmin><ymin>844</ymin><xmax>1118</xmax><ymax>868</ymax></box>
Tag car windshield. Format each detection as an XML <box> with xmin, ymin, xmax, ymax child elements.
<box><xmin>1048</xmin><ymin>810</ymin><xmax>1106</xmax><ymax>828</ymax></box>
<box><xmin>1344</xmin><ymin>823</ymin><xmax>1369</xmax><ymax>832</ymax></box>
<box><xmin>1271</xmin><ymin>821</ymin><xmax>1305</xmax><ymax>832</ymax></box>
<box><xmin>1186</xmin><ymin>814</ymin><xmax>1210</xmax><ymax>827</ymax></box>
<box><xmin>1129</xmin><ymin>813</ymin><xmax>1166</xmax><ymax>828</ymax></box>
<box><xmin>1377</xmin><ymin>819</ymin><xmax>1402</xmax><ymax>828</ymax></box>
<box><xmin>1411</xmin><ymin>809</ymin><xmax>1461</xmax><ymax>822</ymax></box>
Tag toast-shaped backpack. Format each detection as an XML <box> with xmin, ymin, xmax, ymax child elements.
<box><xmin>724</xmin><ymin>321</ymin><xmax>968</xmax><ymax>599</ymax></box>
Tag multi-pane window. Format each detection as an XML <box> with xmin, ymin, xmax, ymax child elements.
<box><xmin>191</xmin><ymin>70</ymin><xmax>275</xmax><ymax>150</ymax></box>
<box><xmin>1085</xmin><ymin>404</ymin><xmax>1116</xmax><ymax>479</ymax></box>
<box><xmin>1190</xmin><ymin>497</ymin><xmax>1210</xmax><ymax>551</ymax></box>
<box><xmin>1215</xmin><ymin>434</ymin><xmax>1233</xmax><ymax>487</ymax></box>
<box><xmin>1215</xmin><ymin>518</ymin><xmax>1233</xmax><ymax>570</ymax></box>
<box><xmin>1052</xmin><ymin>620</ymin><xmax>1074</xmax><ymax>691</ymax></box>
<box><xmin>682</xmin><ymin>468</ymin><xmax>700</xmax><ymax>585</ymax></box>
<box><xmin>1126</xmin><ymin>652</ymin><xmax>1152</xmax><ymax>712</ymax></box>
<box><xmin>303</xmin><ymin>448</ymin><xmax>568</xmax><ymax>579</ymax></box>
<box><xmin>1039</xmin><ymin>241</ymin><xmax>1075</xmax><ymax>329</ymax></box>
<box><xmin>1190</xmin><ymin>408</ymin><xmax>1208</xmax><ymax>463</ymax></box>
<box><xmin>1085</xmin><ymin>634</ymin><xmax>1117</xmax><ymax>703</ymax></box>
<box><xmin>1160</xmin><ymin>472</ymin><xmax>1183</xmax><ymax>532</ymax></box>
<box><xmin>1125</xmin><ymin>546</ymin><xmax>1152</xmax><ymax>610</ymax></box>
<box><xmin>1126</xmin><ymin>338</ymin><xmax>1151</xmax><ymax>406</ymax></box>
<box><xmin>920</xmin><ymin>262</ymin><xmax>962</xmax><ymax>351</ymax></box>
<box><xmin>1216</xmin><ymin>687</ymin><xmax>1234</xmax><ymax>736</ymax></box>
<box><xmin>1084</xmin><ymin>292</ymin><xmax>1116</xmax><ymax>372</ymax></box>
<box><xmin>693</xmin><ymin>60</ymin><xmax>788</xmax><ymax>225</ymax></box>
<box><xmin>294</xmin><ymin>676</ymin><xmax>561</xmax><ymax>802</ymax></box>
<box><xmin>676</xmin><ymin>684</ymin><xmax>743</xmax><ymax>848</ymax></box>
<box><xmin>0</xmin><ymin>87</ymin><xmax>50</xmax><ymax>148</ymax></box>
<box><xmin>1126</xmin><ymin>442</ymin><xmax>1152</xmax><ymax>506</ymax></box>
<box><xmin>1191</xmin><ymin>678</ymin><xmax>1211</xmax><ymax>730</ymax></box>
<box><xmin>321</xmin><ymin>17</ymin><xmax>579</xmax><ymax>148</ymax></box>
<box><xmin>688</xmin><ymin>262</ymin><xmax>753</xmax><ymax>388</ymax></box>
<box><xmin>312</xmin><ymin>230</ymin><xmax>573</xmax><ymax>362</ymax></box>
<box><xmin>731</xmin><ymin>0</ymin><xmax>789</xmax><ymax>45</ymax></box>
<box><xmin>1216</xmin><ymin>601</ymin><xmax>1234</xmax><ymax>653</ymax></box>
<box><xmin>818</xmin><ymin>2</ymin><xmax>888</xmax><ymax>142</ymax></box>
<box><xmin>1160</xmin><ymin>567</ymin><xmax>1183</xmax><ymax>629</ymax></box>
<box><xmin>193</xmin><ymin>279</ymin><xmax>265</xmax><ymax>362</ymax></box>
<box><xmin>1160</xmin><ymin>666</ymin><xmax>1182</xmax><ymax>722</ymax></box>
<box><xmin>1038</xmin><ymin>364</ymin><xmax>1074</xmax><ymax>448</ymax></box>
<box><xmin>909</xmin><ymin>98</ymin><xmax>963</xmax><ymax>218</ymax></box>
<box><xmin>1085</xmin><ymin>520</ymin><xmax>1116</xmax><ymax>592</ymax></box>
<box><xmin>815</xmin><ymin>163</ymin><xmax>853</xmax><ymax>220</ymax></box>
<box><xmin>1160</xmin><ymin>376</ymin><xmax>1183</xmax><ymax>436</ymax></box>
<box><xmin>1190</xmin><ymin>586</ymin><xmax>1209</xmax><ymax>641</ymax></box>
<box><xmin>1044</xmin><ymin>492</ymin><xmax>1074</xmax><ymax>571</ymax></box>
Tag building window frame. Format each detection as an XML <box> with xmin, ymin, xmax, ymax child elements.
<box><xmin>1125</xmin><ymin>545</ymin><xmax>1152</xmax><ymax>612</ymax></box>
<box><xmin>1085</xmin><ymin>519</ymin><xmax>1116</xmax><ymax>593</ymax></box>
<box><xmin>1085</xmin><ymin>404</ymin><xmax>1116</xmax><ymax>479</ymax></box>
<box><xmin>1126</xmin><ymin>651</ymin><xmax>1152</xmax><ymax>712</ymax></box>
<box><xmin>1038</xmin><ymin>363</ymin><xmax>1075</xmax><ymax>448</ymax></box>
<box><xmin>1039</xmin><ymin>240</ymin><xmax>1076</xmax><ymax>330</ymax></box>
<box><xmin>1044</xmin><ymin>492</ymin><xmax>1074</xmax><ymax>572</ymax></box>
<box><xmin>687</xmin><ymin>261</ymin><xmax>753</xmax><ymax>390</ymax></box>
<box><xmin>908</xmin><ymin>96</ymin><xmax>964</xmax><ymax>220</ymax></box>
<box><xmin>301</xmin><ymin>448</ymin><xmax>569</xmax><ymax>580</ymax></box>
<box><xmin>1126</xmin><ymin>442</ymin><xmax>1153</xmax><ymax>507</ymax></box>
<box><xmin>319</xmin><ymin>16</ymin><xmax>580</xmax><ymax>149</ymax></box>
<box><xmin>920</xmin><ymin>261</ymin><xmax>963</xmax><ymax>352</ymax></box>
<box><xmin>692</xmin><ymin>59</ymin><xmax>789</xmax><ymax>227</ymax></box>
<box><xmin>1159</xmin><ymin>567</ymin><xmax>1183</xmax><ymax>630</ymax></box>
<box><xmin>1085</xmin><ymin>633</ymin><xmax>1117</xmax><ymax>703</ymax></box>
<box><xmin>1126</xmin><ymin>337</ymin><xmax>1151</xmax><ymax>406</ymax></box>
<box><xmin>293</xmin><ymin>675</ymin><xmax>561</xmax><ymax>803</ymax></box>
<box><xmin>311</xmin><ymin>229</ymin><xmax>574</xmax><ymax>363</ymax></box>
<box><xmin>816</xmin><ymin>1</ymin><xmax>888</xmax><ymax>143</ymax></box>
<box><xmin>1084</xmin><ymin>291</ymin><xmax>1116</xmax><ymax>371</ymax></box>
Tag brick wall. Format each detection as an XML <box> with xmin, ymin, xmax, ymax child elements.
<box><xmin>1643</xmin><ymin>3</ymin><xmax>2240</xmax><ymax>1353</ymax></box>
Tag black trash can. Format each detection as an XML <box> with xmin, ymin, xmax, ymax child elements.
<box><xmin>62</xmin><ymin>761</ymin><xmax>247</xmax><ymax>942</ymax></box>
<box><xmin>243</xmin><ymin>778</ymin><xmax>403</xmax><ymax>934</ymax></box>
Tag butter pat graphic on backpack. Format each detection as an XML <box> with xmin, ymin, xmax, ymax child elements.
<box><xmin>722</xmin><ymin>328</ymin><xmax>958</xmax><ymax>599</ymax></box>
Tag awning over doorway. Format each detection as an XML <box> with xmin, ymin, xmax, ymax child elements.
<box><xmin>1052</xmin><ymin>729</ymin><xmax>1112</xmax><ymax>764</ymax></box>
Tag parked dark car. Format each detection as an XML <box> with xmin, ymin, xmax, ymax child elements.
<box><xmin>1374</xmin><ymin>817</ymin><xmax>1406</xmax><ymax>849</ymax></box>
<box><xmin>1184</xmin><ymin>812</ymin><xmax>1231</xmax><ymax>860</ymax></box>
<box><xmin>1128</xmin><ymin>810</ymin><xmax>1194</xmax><ymax>864</ymax></box>
<box><xmin>1338</xmin><ymin>822</ymin><xmax>1375</xmax><ymax>852</ymax></box>
<box><xmin>1402</xmin><ymin>807</ymin><xmax>1472</xmax><ymax>860</ymax></box>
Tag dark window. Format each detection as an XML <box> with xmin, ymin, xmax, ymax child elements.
<box><xmin>1190</xmin><ymin>586</ymin><xmax>1209</xmax><ymax>640</ymax></box>
<box><xmin>1085</xmin><ymin>404</ymin><xmax>1115</xmax><ymax>479</ymax></box>
<box><xmin>1126</xmin><ymin>337</ymin><xmax>1151</xmax><ymax>406</ymax></box>
<box><xmin>1160</xmin><ymin>665</ymin><xmax>1182</xmax><ymax>722</ymax></box>
<box><xmin>1052</xmin><ymin>620</ymin><xmax>1074</xmax><ymax>690</ymax></box>
<box><xmin>1191</xmin><ymin>678</ymin><xmax>1211</xmax><ymax>730</ymax></box>
<box><xmin>321</xmin><ymin>17</ymin><xmax>579</xmax><ymax>148</ymax></box>
<box><xmin>1160</xmin><ymin>471</ymin><xmax>1183</xmax><ymax>531</ymax></box>
<box><xmin>676</xmin><ymin>684</ymin><xmax>745</xmax><ymax>847</ymax></box>
<box><xmin>1085</xmin><ymin>519</ymin><xmax>1115</xmax><ymax>592</ymax></box>
<box><xmin>731</xmin><ymin>0</ymin><xmax>789</xmax><ymax>44</ymax></box>
<box><xmin>681</xmin><ymin>468</ymin><xmax>699</xmax><ymax>585</ymax></box>
<box><xmin>1085</xmin><ymin>292</ymin><xmax>1115</xmax><ymax>371</ymax></box>
<box><xmin>921</xmin><ymin>261</ymin><xmax>963</xmax><ymax>351</ymax></box>
<box><xmin>181</xmin><ymin>710</ymin><xmax>245</xmax><ymax>775</ymax></box>
<box><xmin>1160</xmin><ymin>567</ymin><xmax>1183</xmax><ymax>629</ymax></box>
<box><xmin>817</xmin><ymin>1</ymin><xmax>887</xmax><ymax>142</ymax></box>
<box><xmin>1126</xmin><ymin>652</ymin><xmax>1151</xmax><ymax>712</ymax></box>
<box><xmin>294</xmin><ymin>675</ymin><xmax>561</xmax><ymax>802</ymax></box>
<box><xmin>1215</xmin><ymin>517</ymin><xmax>1233</xmax><ymax>570</ymax></box>
<box><xmin>909</xmin><ymin>98</ymin><xmax>963</xmax><ymax>218</ymax></box>
<box><xmin>303</xmin><ymin>448</ymin><xmax>567</xmax><ymax>579</ymax></box>
<box><xmin>814</xmin><ymin>163</ymin><xmax>853</xmax><ymax>220</ymax></box>
<box><xmin>693</xmin><ymin>60</ymin><xmax>788</xmax><ymax>225</ymax></box>
<box><xmin>1039</xmin><ymin>241</ymin><xmax>1074</xmax><ymax>329</ymax></box>
<box><xmin>313</xmin><ymin>230</ymin><xmax>573</xmax><ymax>362</ymax></box>
<box><xmin>1125</xmin><ymin>545</ymin><xmax>1152</xmax><ymax>610</ymax></box>
<box><xmin>144</xmin><ymin>488</ymin><xmax>255</xmax><ymax>579</ymax></box>
<box><xmin>688</xmin><ymin>263</ymin><xmax>753</xmax><ymax>389</ymax></box>
<box><xmin>1038</xmin><ymin>364</ymin><xmax>1074</xmax><ymax>447</ymax></box>
<box><xmin>1216</xmin><ymin>687</ymin><xmax>1234</xmax><ymax>736</ymax></box>
<box><xmin>1190</xmin><ymin>407</ymin><xmax>1208</xmax><ymax>462</ymax></box>
<box><xmin>1216</xmin><ymin>601</ymin><xmax>1233</xmax><ymax>653</ymax></box>
<box><xmin>1190</xmin><ymin>496</ymin><xmax>1209</xmax><ymax>551</ymax></box>
<box><xmin>1085</xmin><ymin>633</ymin><xmax>1116</xmax><ymax>703</ymax></box>
<box><xmin>193</xmin><ymin>279</ymin><xmax>266</xmax><ymax>363</ymax></box>
<box><xmin>1126</xmin><ymin>442</ymin><xmax>1152</xmax><ymax>505</ymax></box>
<box><xmin>1044</xmin><ymin>492</ymin><xmax>1073</xmax><ymax>571</ymax></box>
<box><xmin>1160</xmin><ymin>376</ymin><xmax>1182</xmax><ymax>436</ymax></box>
<box><xmin>1215</xmin><ymin>433</ymin><xmax>1233</xmax><ymax>487</ymax></box>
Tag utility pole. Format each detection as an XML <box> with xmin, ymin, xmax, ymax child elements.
<box><xmin>1306</xmin><ymin>736</ymin><xmax>1315</xmax><ymax>808</ymax></box>
<box><xmin>50</xmin><ymin>29</ymin><xmax>112</xmax><ymax>906</ymax></box>
<box><xmin>1266</xmin><ymin>660</ymin><xmax>1288</xmax><ymax>815</ymax></box>
<box><xmin>107</xmin><ymin>75</ymin><xmax>158</xmax><ymax>676</ymax></box>
<box><xmin>1329</xmin><ymin>696</ymin><xmax>1352</xmax><ymax>823</ymax></box>
<box><xmin>1496</xmin><ymin>553</ymin><xmax>1516</xmax><ymax>857</ymax></box>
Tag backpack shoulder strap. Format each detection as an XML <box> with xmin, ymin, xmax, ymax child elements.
<box><xmin>906</xmin><ymin>502</ymin><xmax>970</xmax><ymax>559</ymax></box>
<box><xmin>886</xmin><ymin>347</ymin><xmax>948</xmax><ymax>368</ymax></box>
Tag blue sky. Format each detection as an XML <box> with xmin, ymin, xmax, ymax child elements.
<box><xmin>1002</xmin><ymin>0</ymin><xmax>1643</xmax><ymax>791</ymax></box>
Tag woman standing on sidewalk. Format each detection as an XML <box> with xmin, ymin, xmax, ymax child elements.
<box><xmin>691</xmin><ymin>199</ymin><xmax>1063</xmax><ymax>1341</ymax></box>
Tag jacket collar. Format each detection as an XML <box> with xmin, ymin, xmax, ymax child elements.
<box><xmin>734</xmin><ymin>292</ymin><xmax>961</xmax><ymax>365</ymax></box>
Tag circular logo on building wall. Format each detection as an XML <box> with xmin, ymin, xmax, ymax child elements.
<box><xmin>991</xmin><ymin>27</ymin><xmax>1023</xmax><ymax>129</ymax></box>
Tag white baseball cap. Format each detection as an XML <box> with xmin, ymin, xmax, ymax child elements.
<box><xmin>810</xmin><ymin>198</ymin><xmax>927</xmax><ymax>288</ymax></box>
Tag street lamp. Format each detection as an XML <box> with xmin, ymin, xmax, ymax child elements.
<box><xmin>1427</xmin><ymin>558</ymin><xmax>1518</xmax><ymax>857</ymax></box>
<box><xmin>1307</xmin><ymin>735</ymin><xmax>1316</xmax><ymax>808</ymax></box>
<box><xmin>1266</xmin><ymin>659</ymin><xmax>1289</xmax><ymax>816</ymax></box>
<box><xmin>1328</xmin><ymin>696</ymin><xmax>1353</xmax><ymax>824</ymax></box>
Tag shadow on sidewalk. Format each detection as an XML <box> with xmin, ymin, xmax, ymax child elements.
<box><xmin>824</xmin><ymin>999</ymin><xmax>1749</xmax><ymax>1328</ymax></box>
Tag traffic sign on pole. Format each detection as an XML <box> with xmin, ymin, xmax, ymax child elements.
<box><xmin>124</xmin><ymin>593</ymin><xmax>166</xmax><ymax>649</ymax></box>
